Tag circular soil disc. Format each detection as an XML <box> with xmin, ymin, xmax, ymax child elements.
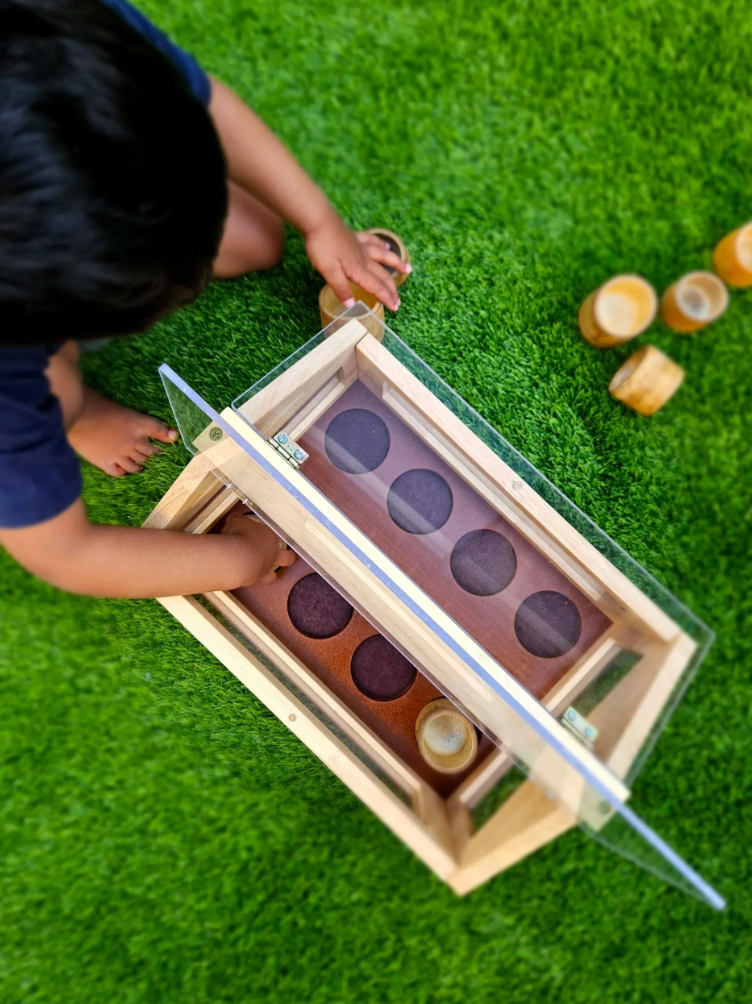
<box><xmin>514</xmin><ymin>591</ymin><xmax>582</xmax><ymax>659</ymax></box>
<box><xmin>450</xmin><ymin>529</ymin><xmax>517</xmax><ymax>596</ymax></box>
<box><xmin>287</xmin><ymin>573</ymin><xmax>353</xmax><ymax>639</ymax></box>
<box><xmin>351</xmin><ymin>635</ymin><xmax>417</xmax><ymax>701</ymax></box>
<box><xmin>325</xmin><ymin>409</ymin><xmax>390</xmax><ymax>474</ymax></box>
<box><xmin>387</xmin><ymin>469</ymin><xmax>453</xmax><ymax>535</ymax></box>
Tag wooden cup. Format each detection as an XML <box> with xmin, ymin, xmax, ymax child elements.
<box><xmin>660</xmin><ymin>271</ymin><xmax>728</xmax><ymax>333</ymax></box>
<box><xmin>415</xmin><ymin>698</ymin><xmax>478</xmax><ymax>774</ymax></box>
<box><xmin>712</xmin><ymin>222</ymin><xmax>752</xmax><ymax>288</ymax></box>
<box><xmin>364</xmin><ymin>227</ymin><xmax>411</xmax><ymax>287</ymax></box>
<box><xmin>578</xmin><ymin>275</ymin><xmax>658</xmax><ymax>347</ymax></box>
<box><xmin>608</xmin><ymin>345</ymin><xmax>684</xmax><ymax>416</ymax></box>
<box><xmin>318</xmin><ymin>283</ymin><xmax>385</xmax><ymax>339</ymax></box>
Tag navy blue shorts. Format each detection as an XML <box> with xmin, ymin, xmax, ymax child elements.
<box><xmin>0</xmin><ymin>1</ymin><xmax>211</xmax><ymax>529</ymax></box>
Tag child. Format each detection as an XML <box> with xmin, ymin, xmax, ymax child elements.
<box><xmin>0</xmin><ymin>0</ymin><xmax>410</xmax><ymax>597</ymax></box>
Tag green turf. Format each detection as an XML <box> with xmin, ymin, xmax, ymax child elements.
<box><xmin>2</xmin><ymin>0</ymin><xmax>752</xmax><ymax>1000</ymax></box>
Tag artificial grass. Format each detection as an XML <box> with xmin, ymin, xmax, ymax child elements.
<box><xmin>1</xmin><ymin>0</ymin><xmax>752</xmax><ymax>1000</ymax></box>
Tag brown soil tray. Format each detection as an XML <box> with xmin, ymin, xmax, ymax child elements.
<box><xmin>299</xmin><ymin>380</ymin><xmax>612</xmax><ymax>699</ymax></box>
<box><xmin>230</xmin><ymin>553</ymin><xmax>495</xmax><ymax>797</ymax></box>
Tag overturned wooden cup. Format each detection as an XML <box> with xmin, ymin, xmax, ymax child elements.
<box><xmin>609</xmin><ymin>345</ymin><xmax>684</xmax><ymax>416</ymax></box>
<box><xmin>713</xmin><ymin>222</ymin><xmax>752</xmax><ymax>288</ymax></box>
<box><xmin>415</xmin><ymin>698</ymin><xmax>478</xmax><ymax>774</ymax></box>
<box><xmin>660</xmin><ymin>271</ymin><xmax>728</xmax><ymax>333</ymax></box>
<box><xmin>579</xmin><ymin>275</ymin><xmax>658</xmax><ymax>347</ymax></box>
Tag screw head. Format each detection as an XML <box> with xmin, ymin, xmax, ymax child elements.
<box><xmin>567</xmin><ymin>710</ymin><xmax>576</xmax><ymax>722</ymax></box>
<box><xmin>585</xmin><ymin>725</ymin><xmax>596</xmax><ymax>739</ymax></box>
<box><xmin>288</xmin><ymin>713</ymin><xmax>297</xmax><ymax>723</ymax></box>
<box><xmin>293</xmin><ymin>449</ymin><xmax>304</xmax><ymax>461</ymax></box>
<box><xmin>209</xmin><ymin>427</ymin><xmax>223</xmax><ymax>441</ymax></box>
<box><xmin>598</xmin><ymin>800</ymin><xmax>611</xmax><ymax>816</ymax></box>
<box><xmin>277</xmin><ymin>433</ymin><xmax>288</xmax><ymax>444</ymax></box>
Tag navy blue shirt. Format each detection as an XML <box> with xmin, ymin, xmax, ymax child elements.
<box><xmin>0</xmin><ymin>1</ymin><xmax>210</xmax><ymax>529</ymax></box>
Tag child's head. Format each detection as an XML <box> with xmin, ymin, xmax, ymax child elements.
<box><xmin>0</xmin><ymin>0</ymin><xmax>228</xmax><ymax>346</ymax></box>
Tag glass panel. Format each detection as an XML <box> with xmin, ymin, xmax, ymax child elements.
<box><xmin>158</xmin><ymin>333</ymin><xmax>724</xmax><ymax>909</ymax></box>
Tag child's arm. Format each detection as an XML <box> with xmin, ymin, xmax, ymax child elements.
<box><xmin>0</xmin><ymin>499</ymin><xmax>294</xmax><ymax>598</ymax></box>
<box><xmin>208</xmin><ymin>77</ymin><xmax>410</xmax><ymax>311</ymax></box>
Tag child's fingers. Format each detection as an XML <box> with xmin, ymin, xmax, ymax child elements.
<box><xmin>275</xmin><ymin>548</ymin><xmax>297</xmax><ymax>568</ymax></box>
<box><xmin>367</xmin><ymin>246</ymin><xmax>410</xmax><ymax>274</ymax></box>
<box><xmin>326</xmin><ymin>265</ymin><xmax>356</xmax><ymax>309</ymax></box>
<box><xmin>351</xmin><ymin>262</ymin><xmax>400</xmax><ymax>311</ymax></box>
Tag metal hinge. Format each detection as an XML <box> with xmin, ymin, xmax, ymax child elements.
<box><xmin>561</xmin><ymin>706</ymin><xmax>598</xmax><ymax>750</ymax></box>
<box><xmin>267</xmin><ymin>432</ymin><xmax>308</xmax><ymax>470</ymax></box>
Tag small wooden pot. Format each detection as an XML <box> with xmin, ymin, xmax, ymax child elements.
<box><xmin>415</xmin><ymin>698</ymin><xmax>478</xmax><ymax>774</ymax></box>
<box><xmin>608</xmin><ymin>345</ymin><xmax>684</xmax><ymax>416</ymax></box>
<box><xmin>364</xmin><ymin>227</ymin><xmax>411</xmax><ymax>287</ymax></box>
<box><xmin>660</xmin><ymin>271</ymin><xmax>728</xmax><ymax>333</ymax></box>
<box><xmin>712</xmin><ymin>222</ymin><xmax>752</xmax><ymax>288</ymax></box>
<box><xmin>318</xmin><ymin>284</ymin><xmax>385</xmax><ymax>339</ymax></box>
<box><xmin>579</xmin><ymin>275</ymin><xmax>658</xmax><ymax>347</ymax></box>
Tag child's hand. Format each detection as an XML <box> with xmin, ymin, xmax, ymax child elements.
<box><xmin>304</xmin><ymin>214</ymin><xmax>409</xmax><ymax>312</ymax></box>
<box><xmin>222</xmin><ymin>512</ymin><xmax>297</xmax><ymax>585</ymax></box>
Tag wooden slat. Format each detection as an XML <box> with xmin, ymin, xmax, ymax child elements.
<box><xmin>143</xmin><ymin>455</ymin><xmax>223</xmax><ymax>530</ymax></box>
<box><xmin>204</xmin><ymin>588</ymin><xmax>426</xmax><ymax>796</ymax></box>
<box><xmin>448</xmin><ymin>780</ymin><xmax>576</xmax><ymax>895</ymax></box>
<box><xmin>590</xmin><ymin>631</ymin><xmax>697</xmax><ymax>778</ymax></box>
<box><xmin>232</xmin><ymin>318</ymin><xmax>365</xmax><ymax>436</ymax></box>
<box><xmin>157</xmin><ymin>594</ymin><xmax>457</xmax><ymax>880</ymax></box>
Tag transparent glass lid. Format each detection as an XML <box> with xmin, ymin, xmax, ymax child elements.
<box><xmin>157</xmin><ymin>309</ymin><xmax>723</xmax><ymax>909</ymax></box>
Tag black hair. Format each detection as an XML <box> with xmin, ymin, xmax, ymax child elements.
<box><xmin>0</xmin><ymin>0</ymin><xmax>227</xmax><ymax>345</ymax></box>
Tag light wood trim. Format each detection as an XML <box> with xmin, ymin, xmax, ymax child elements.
<box><xmin>157</xmin><ymin>593</ymin><xmax>457</xmax><ymax>880</ymax></box>
<box><xmin>198</xmin><ymin>406</ymin><xmax>629</xmax><ymax>822</ymax></box>
<box><xmin>143</xmin><ymin>455</ymin><xmax>224</xmax><ymax>530</ymax></box>
<box><xmin>232</xmin><ymin>318</ymin><xmax>365</xmax><ymax>437</ymax></box>
<box><xmin>285</xmin><ymin>373</ymin><xmax>351</xmax><ymax>442</ymax></box>
<box><xmin>182</xmin><ymin>485</ymin><xmax>240</xmax><ymax>535</ymax></box>
<box><xmin>355</xmin><ymin>334</ymin><xmax>680</xmax><ymax>644</ymax></box>
<box><xmin>544</xmin><ymin>630</ymin><xmax>625</xmax><ymax>718</ymax></box>
<box><xmin>448</xmin><ymin>780</ymin><xmax>576</xmax><ymax>895</ymax></box>
<box><xmin>449</xmin><ymin>749</ymin><xmax>511</xmax><ymax>809</ymax></box>
<box><xmin>204</xmin><ymin>588</ymin><xmax>426</xmax><ymax>796</ymax></box>
<box><xmin>590</xmin><ymin>631</ymin><xmax>697</xmax><ymax>778</ymax></box>
<box><xmin>412</xmin><ymin>785</ymin><xmax>457</xmax><ymax>862</ymax></box>
<box><xmin>449</xmin><ymin>629</ymin><xmax>631</xmax><ymax>809</ymax></box>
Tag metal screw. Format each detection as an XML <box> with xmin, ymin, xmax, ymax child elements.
<box><xmin>585</xmin><ymin>726</ymin><xmax>596</xmax><ymax>739</ymax></box>
<box><xmin>293</xmin><ymin>449</ymin><xmax>304</xmax><ymax>461</ymax></box>
<box><xmin>288</xmin><ymin>713</ymin><xmax>296</xmax><ymax>723</ymax></box>
<box><xmin>277</xmin><ymin>434</ymin><xmax>288</xmax><ymax>445</ymax></box>
<box><xmin>567</xmin><ymin>710</ymin><xmax>576</xmax><ymax>722</ymax></box>
<box><xmin>598</xmin><ymin>800</ymin><xmax>611</xmax><ymax>816</ymax></box>
<box><xmin>209</xmin><ymin>427</ymin><xmax>223</xmax><ymax>441</ymax></box>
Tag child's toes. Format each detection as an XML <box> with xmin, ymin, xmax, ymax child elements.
<box><xmin>118</xmin><ymin>456</ymin><xmax>143</xmax><ymax>474</ymax></box>
<box><xmin>103</xmin><ymin>460</ymin><xmax>127</xmax><ymax>477</ymax></box>
<box><xmin>148</xmin><ymin>419</ymin><xmax>178</xmax><ymax>444</ymax></box>
<box><xmin>136</xmin><ymin>440</ymin><xmax>162</xmax><ymax>459</ymax></box>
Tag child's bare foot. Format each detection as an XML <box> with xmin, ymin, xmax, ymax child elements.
<box><xmin>68</xmin><ymin>388</ymin><xmax>178</xmax><ymax>476</ymax></box>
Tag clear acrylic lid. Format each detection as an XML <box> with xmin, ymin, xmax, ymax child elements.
<box><xmin>159</xmin><ymin>304</ymin><xmax>723</xmax><ymax>909</ymax></box>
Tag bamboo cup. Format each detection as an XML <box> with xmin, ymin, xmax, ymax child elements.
<box><xmin>712</xmin><ymin>222</ymin><xmax>752</xmax><ymax>288</ymax></box>
<box><xmin>415</xmin><ymin>698</ymin><xmax>478</xmax><ymax>774</ymax></box>
<box><xmin>318</xmin><ymin>283</ymin><xmax>385</xmax><ymax>339</ymax></box>
<box><xmin>365</xmin><ymin>227</ymin><xmax>411</xmax><ymax>287</ymax></box>
<box><xmin>609</xmin><ymin>345</ymin><xmax>684</xmax><ymax>416</ymax></box>
<box><xmin>660</xmin><ymin>271</ymin><xmax>728</xmax><ymax>333</ymax></box>
<box><xmin>579</xmin><ymin>275</ymin><xmax>658</xmax><ymax>347</ymax></box>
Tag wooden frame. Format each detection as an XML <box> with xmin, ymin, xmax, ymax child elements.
<box><xmin>145</xmin><ymin>319</ymin><xmax>699</xmax><ymax>894</ymax></box>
